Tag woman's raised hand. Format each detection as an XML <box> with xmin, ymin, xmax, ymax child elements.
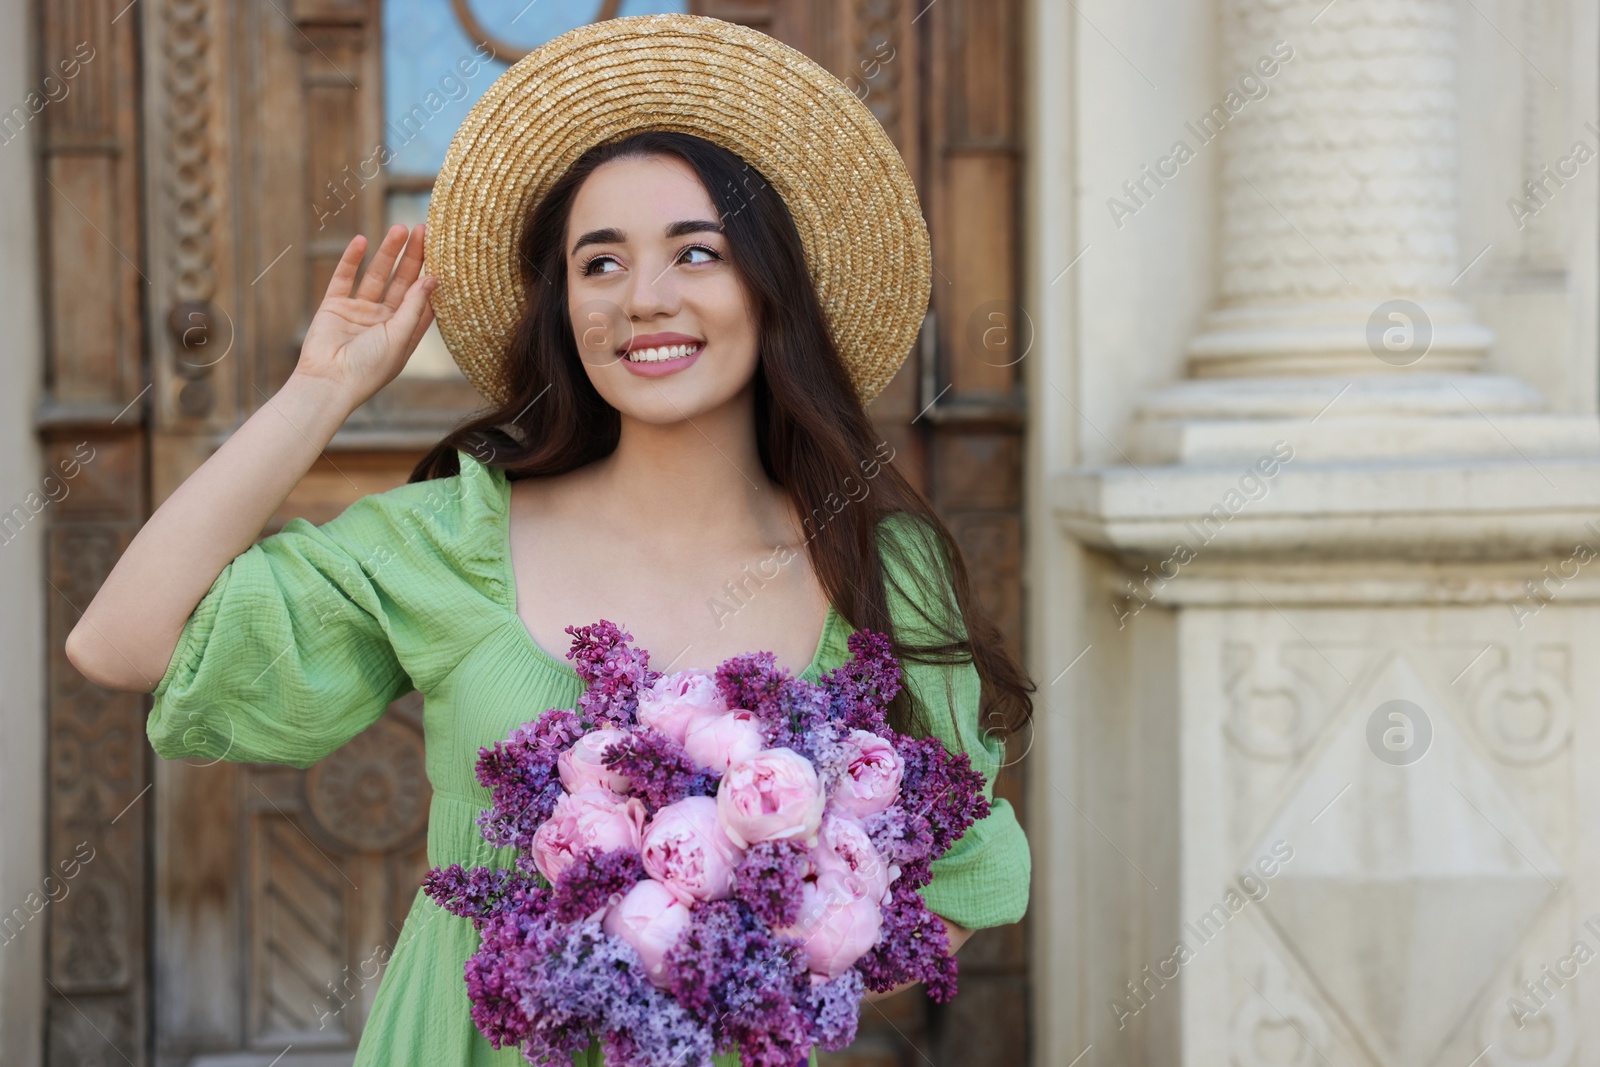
<box><xmin>293</xmin><ymin>224</ymin><xmax>438</xmax><ymax>410</ymax></box>
<box><xmin>67</xmin><ymin>223</ymin><xmax>439</xmax><ymax>693</ymax></box>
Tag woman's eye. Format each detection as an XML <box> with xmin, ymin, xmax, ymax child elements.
<box><xmin>581</xmin><ymin>255</ymin><xmax>622</xmax><ymax>276</ymax></box>
<box><xmin>679</xmin><ymin>245</ymin><xmax>722</xmax><ymax>265</ymax></box>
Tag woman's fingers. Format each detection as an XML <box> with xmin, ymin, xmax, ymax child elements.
<box><xmin>394</xmin><ymin>274</ymin><xmax>439</xmax><ymax>357</ymax></box>
<box><xmin>321</xmin><ymin>234</ymin><xmax>368</xmax><ymax>303</ymax></box>
<box><xmin>354</xmin><ymin>224</ymin><xmax>411</xmax><ymax>305</ymax></box>
<box><xmin>382</xmin><ymin>224</ymin><xmax>427</xmax><ymax>311</ymax></box>
<box><xmin>321</xmin><ymin>225</ymin><xmax>423</xmax><ymax>317</ymax></box>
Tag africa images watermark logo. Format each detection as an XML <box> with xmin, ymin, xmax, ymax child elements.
<box><xmin>707</xmin><ymin>441</ymin><xmax>897</xmax><ymax>630</ymax></box>
<box><xmin>1</xmin><ymin>842</ymin><xmax>96</xmax><ymax>948</ymax></box>
<box><xmin>1365</xmin><ymin>699</ymin><xmax>1431</xmax><ymax>766</ymax></box>
<box><xmin>1505</xmin><ymin>913</ymin><xmax>1600</xmax><ymax>1032</ymax></box>
<box><xmin>1366</xmin><ymin>299</ymin><xmax>1432</xmax><ymax>367</ymax></box>
<box><xmin>1505</xmin><ymin>121</ymin><xmax>1600</xmax><ymax>231</ymax></box>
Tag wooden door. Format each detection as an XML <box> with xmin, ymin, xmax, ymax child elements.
<box><xmin>38</xmin><ymin>1</ymin><xmax>1027</xmax><ymax>1063</ymax></box>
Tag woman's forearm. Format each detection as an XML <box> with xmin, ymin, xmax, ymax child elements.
<box><xmin>65</xmin><ymin>225</ymin><xmax>435</xmax><ymax>694</ymax></box>
<box><xmin>861</xmin><ymin>916</ymin><xmax>974</xmax><ymax>1003</ymax></box>
<box><xmin>64</xmin><ymin>374</ymin><xmax>356</xmax><ymax>692</ymax></box>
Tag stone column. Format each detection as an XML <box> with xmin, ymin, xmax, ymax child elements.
<box><xmin>1129</xmin><ymin>0</ymin><xmax>1595</xmax><ymax>466</ymax></box>
<box><xmin>1189</xmin><ymin>0</ymin><xmax>1492</xmax><ymax>378</ymax></box>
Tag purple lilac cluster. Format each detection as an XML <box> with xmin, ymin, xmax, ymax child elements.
<box><xmin>860</xmin><ymin>737</ymin><xmax>991</xmax><ymax>894</ymax></box>
<box><xmin>422</xmin><ymin>621</ymin><xmax>991</xmax><ymax>1064</ymax></box>
<box><xmin>601</xmin><ymin>730</ymin><xmax>718</xmax><ymax>814</ymax></box>
<box><xmin>551</xmin><ymin>847</ymin><xmax>647</xmax><ymax>923</ymax></box>
<box><xmin>428</xmin><ymin>860</ymin><xmax>713</xmax><ymax>1064</ymax></box>
<box><xmin>473</xmin><ymin>717</ymin><xmax>569</xmax><ymax>873</ymax></box>
<box><xmin>732</xmin><ymin>839</ymin><xmax>810</xmax><ymax>927</ymax></box>
<box><xmin>565</xmin><ymin>620</ymin><xmax>661</xmax><ymax>728</ymax></box>
<box><xmin>854</xmin><ymin>880</ymin><xmax>960</xmax><ymax>1002</ymax></box>
<box><xmin>421</xmin><ymin>863</ymin><xmax>542</xmax><ymax>928</ymax></box>
<box><xmin>661</xmin><ymin>899</ymin><xmax>816</xmax><ymax>1064</ymax></box>
<box><xmin>425</xmin><ymin>863</ymin><xmax>559</xmax><ymax>1049</ymax></box>
<box><xmin>530</xmin><ymin>924</ymin><xmax>711</xmax><ymax>1067</ymax></box>
<box><xmin>818</xmin><ymin>630</ymin><xmax>903</xmax><ymax>735</ymax></box>
<box><xmin>714</xmin><ymin>651</ymin><xmax>817</xmax><ymax>755</ymax></box>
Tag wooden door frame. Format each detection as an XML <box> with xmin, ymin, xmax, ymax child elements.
<box><xmin>34</xmin><ymin>0</ymin><xmax>150</xmax><ymax>1062</ymax></box>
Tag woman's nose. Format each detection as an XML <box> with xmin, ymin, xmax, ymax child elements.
<box><xmin>622</xmin><ymin>258</ymin><xmax>679</xmax><ymax>319</ymax></box>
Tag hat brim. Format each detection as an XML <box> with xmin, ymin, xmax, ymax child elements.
<box><xmin>422</xmin><ymin>14</ymin><xmax>932</xmax><ymax>408</ymax></box>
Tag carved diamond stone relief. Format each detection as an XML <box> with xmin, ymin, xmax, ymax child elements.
<box><xmin>1247</xmin><ymin>654</ymin><xmax>1562</xmax><ymax>1067</ymax></box>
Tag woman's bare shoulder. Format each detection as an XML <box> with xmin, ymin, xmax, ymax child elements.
<box><xmin>504</xmin><ymin>463</ymin><xmax>605</xmax><ymax>516</ymax></box>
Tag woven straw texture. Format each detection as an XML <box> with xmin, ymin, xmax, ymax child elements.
<box><xmin>423</xmin><ymin>13</ymin><xmax>932</xmax><ymax>408</ymax></box>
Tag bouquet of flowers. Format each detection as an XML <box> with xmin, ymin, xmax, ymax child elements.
<box><xmin>423</xmin><ymin>619</ymin><xmax>991</xmax><ymax>1067</ymax></box>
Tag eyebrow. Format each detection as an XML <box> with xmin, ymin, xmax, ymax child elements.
<box><xmin>569</xmin><ymin>219</ymin><xmax>725</xmax><ymax>256</ymax></box>
<box><xmin>665</xmin><ymin>219</ymin><xmax>724</xmax><ymax>239</ymax></box>
<box><xmin>570</xmin><ymin>227</ymin><xmax>624</xmax><ymax>256</ymax></box>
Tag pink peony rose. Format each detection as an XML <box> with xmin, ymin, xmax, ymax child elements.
<box><xmin>635</xmin><ymin>669</ymin><xmax>729</xmax><ymax>745</ymax></box>
<box><xmin>716</xmin><ymin>747</ymin><xmax>826</xmax><ymax>849</ymax></box>
<box><xmin>530</xmin><ymin>788</ymin><xmax>647</xmax><ymax>885</ymax></box>
<box><xmin>557</xmin><ymin>728</ymin><xmax>633</xmax><ymax>796</ymax></box>
<box><xmin>640</xmin><ymin>796</ymin><xmax>743</xmax><ymax>905</ymax></box>
<box><xmin>829</xmin><ymin>729</ymin><xmax>903</xmax><ymax>819</ymax></box>
<box><xmin>683</xmin><ymin>710</ymin><xmax>766</xmax><ymax>774</ymax></box>
<box><xmin>810</xmin><ymin>812</ymin><xmax>897</xmax><ymax>905</ymax></box>
<box><xmin>602</xmin><ymin>878</ymin><xmax>691</xmax><ymax>988</ymax></box>
<box><xmin>776</xmin><ymin>871</ymin><xmax>884</xmax><ymax>978</ymax></box>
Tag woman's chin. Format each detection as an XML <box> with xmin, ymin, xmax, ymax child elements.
<box><xmin>607</xmin><ymin>386</ymin><xmax>740</xmax><ymax>425</ymax></box>
<box><xmin>593</xmin><ymin>369</ymin><xmax>755</xmax><ymax>424</ymax></box>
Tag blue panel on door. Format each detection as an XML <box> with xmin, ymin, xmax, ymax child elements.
<box><xmin>382</xmin><ymin>1</ymin><xmax>690</xmax><ymax>178</ymax></box>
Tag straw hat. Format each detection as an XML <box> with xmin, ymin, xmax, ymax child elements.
<box><xmin>423</xmin><ymin>13</ymin><xmax>932</xmax><ymax>408</ymax></box>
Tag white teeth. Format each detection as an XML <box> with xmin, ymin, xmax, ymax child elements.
<box><xmin>626</xmin><ymin>343</ymin><xmax>699</xmax><ymax>363</ymax></box>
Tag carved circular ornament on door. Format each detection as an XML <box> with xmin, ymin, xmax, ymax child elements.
<box><xmin>449</xmin><ymin>0</ymin><xmax>622</xmax><ymax>64</ymax></box>
<box><xmin>304</xmin><ymin>718</ymin><xmax>430</xmax><ymax>853</ymax></box>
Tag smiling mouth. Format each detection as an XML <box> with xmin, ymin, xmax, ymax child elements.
<box><xmin>621</xmin><ymin>342</ymin><xmax>705</xmax><ymax>363</ymax></box>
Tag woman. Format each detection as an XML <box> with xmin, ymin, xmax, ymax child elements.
<box><xmin>67</xmin><ymin>15</ymin><xmax>1033</xmax><ymax>1067</ymax></box>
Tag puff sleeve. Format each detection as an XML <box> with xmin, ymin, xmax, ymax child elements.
<box><xmin>878</xmin><ymin>514</ymin><xmax>1032</xmax><ymax>930</ymax></box>
<box><xmin>147</xmin><ymin>493</ymin><xmax>415</xmax><ymax>771</ymax></box>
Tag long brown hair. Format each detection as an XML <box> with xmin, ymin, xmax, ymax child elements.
<box><xmin>409</xmin><ymin>131</ymin><xmax>1034</xmax><ymax>743</ymax></box>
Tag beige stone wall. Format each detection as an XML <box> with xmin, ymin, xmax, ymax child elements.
<box><xmin>1027</xmin><ymin>0</ymin><xmax>1600</xmax><ymax>1063</ymax></box>
<box><xmin>0</xmin><ymin>0</ymin><xmax>48</xmax><ymax>1062</ymax></box>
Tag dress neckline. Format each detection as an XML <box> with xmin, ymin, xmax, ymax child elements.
<box><xmin>480</xmin><ymin>452</ymin><xmax>839</xmax><ymax>686</ymax></box>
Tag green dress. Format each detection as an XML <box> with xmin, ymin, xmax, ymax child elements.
<box><xmin>146</xmin><ymin>448</ymin><xmax>1030</xmax><ymax>1067</ymax></box>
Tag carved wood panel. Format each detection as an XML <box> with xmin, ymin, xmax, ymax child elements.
<box><xmin>245</xmin><ymin>698</ymin><xmax>430</xmax><ymax>1048</ymax></box>
<box><xmin>37</xmin><ymin>0</ymin><xmax>150</xmax><ymax>1059</ymax></box>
